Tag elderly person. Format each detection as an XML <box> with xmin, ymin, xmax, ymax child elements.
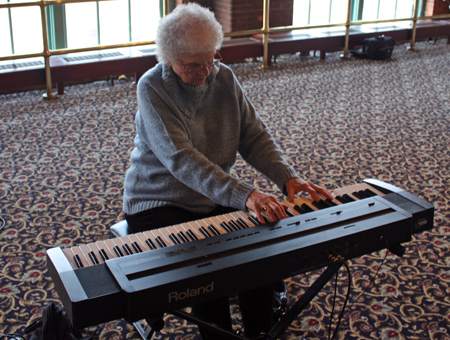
<box><xmin>122</xmin><ymin>3</ymin><xmax>333</xmax><ymax>339</ymax></box>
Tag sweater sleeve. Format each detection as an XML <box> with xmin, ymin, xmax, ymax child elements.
<box><xmin>231</xmin><ymin>73</ymin><xmax>298</xmax><ymax>193</ymax></box>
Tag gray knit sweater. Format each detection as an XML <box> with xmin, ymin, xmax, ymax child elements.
<box><xmin>122</xmin><ymin>62</ymin><xmax>297</xmax><ymax>215</ymax></box>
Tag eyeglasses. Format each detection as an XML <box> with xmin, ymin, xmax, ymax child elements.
<box><xmin>179</xmin><ymin>52</ymin><xmax>223</xmax><ymax>74</ymax></box>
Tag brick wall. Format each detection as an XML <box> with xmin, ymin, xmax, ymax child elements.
<box><xmin>177</xmin><ymin>0</ymin><xmax>293</xmax><ymax>33</ymax></box>
<box><xmin>423</xmin><ymin>0</ymin><xmax>449</xmax><ymax>16</ymax></box>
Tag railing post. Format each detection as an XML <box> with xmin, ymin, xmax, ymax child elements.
<box><xmin>409</xmin><ymin>0</ymin><xmax>420</xmax><ymax>51</ymax></box>
<box><xmin>40</xmin><ymin>0</ymin><xmax>56</xmax><ymax>99</ymax></box>
<box><xmin>262</xmin><ymin>0</ymin><xmax>270</xmax><ymax>69</ymax></box>
<box><xmin>342</xmin><ymin>0</ymin><xmax>352</xmax><ymax>59</ymax></box>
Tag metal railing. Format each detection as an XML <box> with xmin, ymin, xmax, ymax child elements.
<box><xmin>0</xmin><ymin>0</ymin><xmax>449</xmax><ymax>99</ymax></box>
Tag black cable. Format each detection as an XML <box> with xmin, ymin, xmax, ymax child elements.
<box><xmin>327</xmin><ymin>237</ymin><xmax>391</xmax><ymax>339</ymax></box>
<box><xmin>328</xmin><ymin>269</ymin><xmax>339</xmax><ymax>340</ymax></box>
<box><xmin>329</xmin><ymin>261</ymin><xmax>352</xmax><ymax>340</ymax></box>
<box><xmin>327</xmin><ymin>255</ymin><xmax>352</xmax><ymax>340</ymax></box>
<box><xmin>1</xmin><ymin>334</ymin><xmax>25</xmax><ymax>340</ymax></box>
<box><xmin>348</xmin><ymin>237</ymin><xmax>390</xmax><ymax>310</ymax></box>
<box><xmin>0</xmin><ymin>217</ymin><xmax>6</xmax><ymax>232</ymax></box>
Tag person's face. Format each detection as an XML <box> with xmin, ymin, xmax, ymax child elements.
<box><xmin>168</xmin><ymin>50</ymin><xmax>218</xmax><ymax>86</ymax></box>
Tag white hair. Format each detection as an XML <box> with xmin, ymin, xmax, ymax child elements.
<box><xmin>156</xmin><ymin>3</ymin><xmax>223</xmax><ymax>64</ymax></box>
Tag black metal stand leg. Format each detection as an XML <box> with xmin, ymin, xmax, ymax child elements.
<box><xmin>173</xmin><ymin>310</ymin><xmax>246</xmax><ymax>340</ymax></box>
<box><xmin>134</xmin><ymin>321</ymin><xmax>155</xmax><ymax>340</ymax></box>
<box><xmin>134</xmin><ymin>315</ymin><xmax>165</xmax><ymax>340</ymax></box>
<box><xmin>265</xmin><ymin>262</ymin><xmax>343</xmax><ymax>340</ymax></box>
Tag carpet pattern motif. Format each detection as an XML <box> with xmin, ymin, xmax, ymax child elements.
<box><xmin>1</xmin><ymin>40</ymin><xmax>449</xmax><ymax>339</ymax></box>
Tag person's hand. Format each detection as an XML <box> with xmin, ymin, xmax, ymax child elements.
<box><xmin>285</xmin><ymin>178</ymin><xmax>334</xmax><ymax>203</ymax></box>
<box><xmin>245</xmin><ymin>189</ymin><xmax>288</xmax><ymax>224</ymax></box>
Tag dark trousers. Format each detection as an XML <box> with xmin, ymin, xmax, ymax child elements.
<box><xmin>125</xmin><ymin>206</ymin><xmax>274</xmax><ymax>339</ymax></box>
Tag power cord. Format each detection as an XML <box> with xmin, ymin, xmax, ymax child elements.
<box><xmin>348</xmin><ymin>236</ymin><xmax>390</xmax><ymax>310</ymax></box>
<box><xmin>327</xmin><ymin>255</ymin><xmax>352</xmax><ymax>340</ymax></box>
<box><xmin>325</xmin><ymin>237</ymin><xmax>392</xmax><ymax>339</ymax></box>
<box><xmin>348</xmin><ymin>247</ymin><xmax>389</xmax><ymax>311</ymax></box>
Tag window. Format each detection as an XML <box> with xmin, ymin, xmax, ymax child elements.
<box><xmin>64</xmin><ymin>0</ymin><xmax>160</xmax><ymax>48</ymax></box>
<box><xmin>293</xmin><ymin>0</ymin><xmax>420</xmax><ymax>26</ymax></box>
<box><xmin>0</xmin><ymin>0</ymin><xmax>43</xmax><ymax>56</ymax></box>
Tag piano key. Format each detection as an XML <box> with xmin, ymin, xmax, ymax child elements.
<box><xmin>71</xmin><ymin>246</ymin><xmax>89</xmax><ymax>268</ymax></box>
<box><xmin>227</xmin><ymin>219</ymin><xmax>242</xmax><ymax>231</ymax></box>
<box><xmin>248</xmin><ymin>215</ymin><xmax>259</xmax><ymax>225</ymax></box>
<box><xmin>103</xmin><ymin>239</ymin><xmax>124</xmax><ymax>258</ymax></box>
<box><xmin>185</xmin><ymin>229</ymin><xmax>198</xmax><ymax>241</ymax></box>
<box><xmin>162</xmin><ymin>226</ymin><xmax>183</xmax><ymax>246</ymax></box>
<box><xmin>126</xmin><ymin>234</ymin><xmax>148</xmax><ymax>253</ymax></box>
<box><xmin>88</xmin><ymin>251</ymin><xmax>100</xmax><ymax>265</ymax></box>
<box><xmin>199</xmin><ymin>226</ymin><xmax>212</xmax><ymax>238</ymax></box>
<box><xmin>206</xmin><ymin>216</ymin><xmax>231</xmax><ymax>234</ymax></box>
<box><xmin>150</xmin><ymin>229</ymin><xmax>171</xmax><ymax>248</ymax></box>
<box><xmin>179</xmin><ymin>222</ymin><xmax>201</xmax><ymax>241</ymax></box>
<box><xmin>221</xmin><ymin>214</ymin><xmax>241</xmax><ymax>231</ymax></box>
<box><xmin>312</xmin><ymin>200</ymin><xmax>329</xmax><ymax>210</ymax></box>
<box><xmin>62</xmin><ymin>248</ymin><xmax>80</xmax><ymax>269</ymax></box>
<box><xmin>94</xmin><ymin>240</ymin><xmax>114</xmax><ymax>261</ymax></box>
<box><xmin>110</xmin><ymin>237</ymin><xmax>129</xmax><ymax>256</ymax></box>
<box><xmin>79</xmin><ymin>244</ymin><xmax>98</xmax><ymax>266</ymax></box>
<box><xmin>325</xmin><ymin>199</ymin><xmax>338</xmax><ymax>206</ymax></box>
<box><xmin>232</xmin><ymin>211</ymin><xmax>256</xmax><ymax>228</ymax></box>
<box><xmin>165</xmin><ymin>225</ymin><xmax>189</xmax><ymax>244</ymax></box>
<box><xmin>89</xmin><ymin>241</ymin><xmax>111</xmax><ymax>263</ymax></box>
<box><xmin>177</xmin><ymin>231</ymin><xmax>189</xmax><ymax>243</ymax></box>
<box><xmin>208</xmin><ymin>225</ymin><xmax>221</xmax><ymax>236</ymax></box>
<box><xmin>142</xmin><ymin>232</ymin><xmax>158</xmax><ymax>250</ymax></box>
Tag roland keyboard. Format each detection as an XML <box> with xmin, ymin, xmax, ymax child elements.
<box><xmin>46</xmin><ymin>179</ymin><xmax>434</xmax><ymax>329</ymax></box>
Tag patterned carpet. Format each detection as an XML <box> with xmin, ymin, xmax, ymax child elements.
<box><xmin>1</xmin><ymin>40</ymin><xmax>449</xmax><ymax>340</ymax></box>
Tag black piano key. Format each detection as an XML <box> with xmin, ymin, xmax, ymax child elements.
<box><xmin>343</xmin><ymin>194</ymin><xmax>356</xmax><ymax>202</ymax></box>
<box><xmin>249</xmin><ymin>215</ymin><xmax>259</xmax><ymax>225</ymax></box>
<box><xmin>132</xmin><ymin>242</ymin><xmax>143</xmax><ymax>253</ymax></box>
<box><xmin>286</xmin><ymin>209</ymin><xmax>294</xmax><ymax>217</ymax></box>
<box><xmin>156</xmin><ymin>236</ymin><xmax>167</xmax><ymax>248</ymax></box>
<box><xmin>363</xmin><ymin>188</ymin><xmax>377</xmax><ymax>197</ymax></box>
<box><xmin>169</xmin><ymin>233</ymin><xmax>181</xmax><ymax>245</ymax></box>
<box><xmin>186</xmin><ymin>230</ymin><xmax>198</xmax><ymax>241</ymax></box>
<box><xmin>146</xmin><ymin>238</ymin><xmax>157</xmax><ymax>250</ymax></box>
<box><xmin>325</xmin><ymin>199</ymin><xmax>337</xmax><ymax>206</ymax></box>
<box><xmin>352</xmin><ymin>190</ymin><xmax>368</xmax><ymax>199</ymax></box>
<box><xmin>335</xmin><ymin>195</ymin><xmax>349</xmax><ymax>203</ymax></box>
<box><xmin>99</xmin><ymin>249</ymin><xmax>109</xmax><ymax>261</ymax></box>
<box><xmin>199</xmin><ymin>227</ymin><xmax>211</xmax><ymax>238</ymax></box>
<box><xmin>123</xmin><ymin>244</ymin><xmax>133</xmax><ymax>255</ymax></box>
<box><xmin>74</xmin><ymin>254</ymin><xmax>84</xmax><ymax>268</ymax></box>
<box><xmin>88</xmin><ymin>251</ymin><xmax>99</xmax><ymax>265</ymax></box>
<box><xmin>237</xmin><ymin>218</ymin><xmax>250</xmax><ymax>229</ymax></box>
<box><xmin>312</xmin><ymin>200</ymin><xmax>329</xmax><ymax>210</ymax></box>
<box><xmin>177</xmin><ymin>231</ymin><xmax>189</xmax><ymax>243</ymax></box>
<box><xmin>301</xmin><ymin>203</ymin><xmax>314</xmax><ymax>213</ymax></box>
<box><xmin>208</xmin><ymin>225</ymin><xmax>221</xmax><ymax>236</ymax></box>
<box><xmin>229</xmin><ymin>220</ymin><xmax>242</xmax><ymax>230</ymax></box>
<box><xmin>294</xmin><ymin>205</ymin><xmax>305</xmax><ymax>214</ymax></box>
<box><xmin>220</xmin><ymin>222</ymin><xmax>232</xmax><ymax>233</ymax></box>
<box><xmin>337</xmin><ymin>194</ymin><xmax>355</xmax><ymax>203</ymax></box>
<box><xmin>114</xmin><ymin>246</ymin><xmax>124</xmax><ymax>257</ymax></box>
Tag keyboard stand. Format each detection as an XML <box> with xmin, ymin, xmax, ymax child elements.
<box><xmin>135</xmin><ymin>262</ymin><xmax>343</xmax><ymax>340</ymax></box>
